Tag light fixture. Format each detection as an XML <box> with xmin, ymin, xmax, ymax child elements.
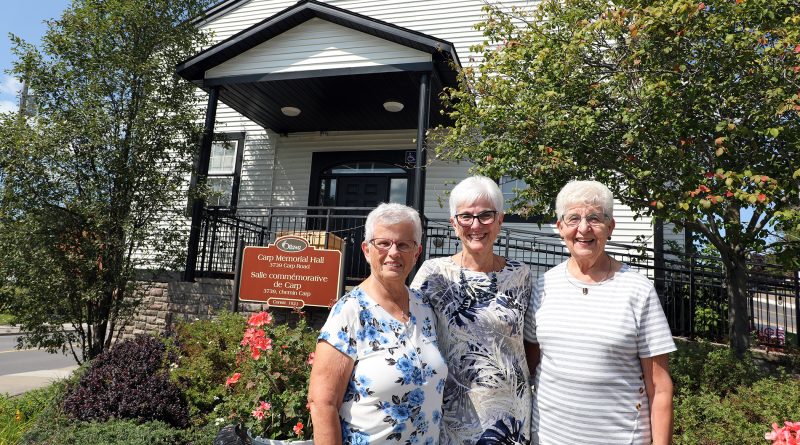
<box><xmin>280</xmin><ymin>106</ymin><xmax>301</xmax><ymax>117</ymax></box>
<box><xmin>382</xmin><ymin>100</ymin><xmax>404</xmax><ymax>113</ymax></box>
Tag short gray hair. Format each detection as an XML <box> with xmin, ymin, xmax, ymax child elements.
<box><xmin>449</xmin><ymin>176</ymin><xmax>504</xmax><ymax>216</ymax></box>
<box><xmin>555</xmin><ymin>180</ymin><xmax>614</xmax><ymax>220</ymax></box>
<box><xmin>364</xmin><ymin>203</ymin><xmax>423</xmax><ymax>244</ymax></box>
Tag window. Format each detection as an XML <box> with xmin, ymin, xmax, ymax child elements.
<box><xmin>500</xmin><ymin>176</ymin><xmax>528</xmax><ymax>211</ymax></box>
<box><xmin>316</xmin><ymin>161</ymin><xmax>409</xmax><ymax>206</ymax></box>
<box><xmin>206</xmin><ymin>133</ymin><xmax>244</xmax><ymax>208</ymax></box>
<box><xmin>498</xmin><ymin>176</ymin><xmax>545</xmax><ymax>223</ymax></box>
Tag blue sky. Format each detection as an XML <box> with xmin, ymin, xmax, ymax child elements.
<box><xmin>0</xmin><ymin>0</ymin><xmax>71</xmax><ymax>112</ymax></box>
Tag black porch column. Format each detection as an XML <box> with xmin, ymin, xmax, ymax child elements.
<box><xmin>184</xmin><ymin>87</ymin><xmax>219</xmax><ymax>282</ymax></box>
<box><xmin>413</xmin><ymin>73</ymin><xmax>431</xmax><ymax>214</ymax></box>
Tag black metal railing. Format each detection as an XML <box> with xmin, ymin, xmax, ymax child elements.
<box><xmin>193</xmin><ymin>206</ymin><xmax>800</xmax><ymax>348</ymax></box>
<box><xmin>196</xmin><ymin>206</ymin><xmax>375</xmax><ymax>283</ymax></box>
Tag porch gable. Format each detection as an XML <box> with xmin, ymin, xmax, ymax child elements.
<box><xmin>206</xmin><ymin>17</ymin><xmax>433</xmax><ymax>79</ymax></box>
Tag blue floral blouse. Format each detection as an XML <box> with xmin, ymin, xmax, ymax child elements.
<box><xmin>411</xmin><ymin>257</ymin><xmax>533</xmax><ymax>445</ymax></box>
<box><xmin>319</xmin><ymin>287</ymin><xmax>448</xmax><ymax>445</ymax></box>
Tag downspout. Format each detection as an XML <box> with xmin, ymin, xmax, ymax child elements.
<box><xmin>184</xmin><ymin>86</ymin><xmax>219</xmax><ymax>281</ymax></box>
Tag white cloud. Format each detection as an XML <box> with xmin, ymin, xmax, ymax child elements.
<box><xmin>0</xmin><ymin>75</ymin><xmax>22</xmax><ymax>96</ymax></box>
<box><xmin>0</xmin><ymin>100</ymin><xmax>18</xmax><ymax>113</ymax></box>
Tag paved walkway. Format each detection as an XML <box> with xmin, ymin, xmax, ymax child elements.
<box><xmin>0</xmin><ymin>366</ymin><xmax>79</xmax><ymax>396</ymax></box>
<box><xmin>0</xmin><ymin>324</ymin><xmax>80</xmax><ymax>396</ymax></box>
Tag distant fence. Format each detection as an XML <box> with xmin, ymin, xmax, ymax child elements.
<box><xmin>194</xmin><ymin>207</ymin><xmax>800</xmax><ymax>348</ymax></box>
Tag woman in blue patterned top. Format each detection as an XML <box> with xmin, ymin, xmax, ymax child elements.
<box><xmin>411</xmin><ymin>176</ymin><xmax>533</xmax><ymax>445</ymax></box>
<box><xmin>308</xmin><ymin>203</ymin><xmax>447</xmax><ymax>445</ymax></box>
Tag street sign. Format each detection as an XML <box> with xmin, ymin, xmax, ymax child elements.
<box><xmin>238</xmin><ymin>235</ymin><xmax>343</xmax><ymax>308</ymax></box>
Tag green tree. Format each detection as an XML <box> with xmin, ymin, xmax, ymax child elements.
<box><xmin>0</xmin><ymin>0</ymin><xmax>212</xmax><ymax>362</ymax></box>
<box><xmin>437</xmin><ymin>0</ymin><xmax>800</xmax><ymax>356</ymax></box>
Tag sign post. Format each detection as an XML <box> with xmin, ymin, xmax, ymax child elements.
<box><xmin>238</xmin><ymin>235</ymin><xmax>343</xmax><ymax>309</ymax></box>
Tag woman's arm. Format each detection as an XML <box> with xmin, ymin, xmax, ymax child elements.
<box><xmin>308</xmin><ymin>341</ymin><xmax>355</xmax><ymax>445</ymax></box>
<box><xmin>641</xmin><ymin>354</ymin><xmax>674</xmax><ymax>445</ymax></box>
<box><xmin>524</xmin><ymin>341</ymin><xmax>540</xmax><ymax>378</ymax></box>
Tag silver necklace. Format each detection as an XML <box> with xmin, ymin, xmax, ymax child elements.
<box><xmin>565</xmin><ymin>255</ymin><xmax>615</xmax><ymax>295</ymax></box>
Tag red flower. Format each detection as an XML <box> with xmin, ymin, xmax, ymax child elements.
<box><xmin>247</xmin><ymin>311</ymin><xmax>273</xmax><ymax>327</ymax></box>
<box><xmin>225</xmin><ymin>372</ymin><xmax>241</xmax><ymax>387</ymax></box>
<box><xmin>293</xmin><ymin>422</ymin><xmax>304</xmax><ymax>436</ymax></box>
<box><xmin>307</xmin><ymin>352</ymin><xmax>316</xmax><ymax>365</ymax></box>
<box><xmin>241</xmin><ymin>328</ymin><xmax>273</xmax><ymax>360</ymax></box>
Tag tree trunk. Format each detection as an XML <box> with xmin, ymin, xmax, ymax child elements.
<box><xmin>725</xmin><ymin>252</ymin><xmax>751</xmax><ymax>357</ymax></box>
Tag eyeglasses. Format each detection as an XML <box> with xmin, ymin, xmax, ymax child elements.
<box><xmin>454</xmin><ymin>210</ymin><xmax>498</xmax><ymax>227</ymax></box>
<box><xmin>561</xmin><ymin>213</ymin><xmax>608</xmax><ymax>228</ymax></box>
<box><xmin>368</xmin><ymin>238</ymin><xmax>418</xmax><ymax>253</ymax></box>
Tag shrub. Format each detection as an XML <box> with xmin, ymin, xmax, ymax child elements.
<box><xmin>216</xmin><ymin>311</ymin><xmax>318</xmax><ymax>440</ymax></box>
<box><xmin>0</xmin><ymin>384</ymin><xmax>64</xmax><ymax>445</ymax></box>
<box><xmin>169</xmin><ymin>311</ymin><xmax>247</xmax><ymax>422</ymax></box>
<box><xmin>671</xmin><ymin>340</ymin><xmax>762</xmax><ymax>397</ymax></box>
<box><xmin>671</xmin><ymin>340</ymin><xmax>800</xmax><ymax>443</ymax></box>
<box><xmin>22</xmin><ymin>419</ymin><xmax>187</xmax><ymax>445</ymax></box>
<box><xmin>62</xmin><ymin>334</ymin><xmax>189</xmax><ymax>428</ymax></box>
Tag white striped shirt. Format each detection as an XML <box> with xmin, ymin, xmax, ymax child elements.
<box><xmin>524</xmin><ymin>261</ymin><xmax>676</xmax><ymax>444</ymax></box>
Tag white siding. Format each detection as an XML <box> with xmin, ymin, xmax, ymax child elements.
<box><xmin>178</xmin><ymin>0</ymin><xmax>683</xmax><ymax>259</ymax></box>
<box><xmin>421</xmin><ymin>151</ymin><xmax>661</xmax><ymax>248</ymax></box>
<box><xmin>207</xmin><ymin>18</ymin><xmax>431</xmax><ymax>78</ymax></box>
<box><xmin>200</xmin><ymin>0</ymin><xmax>538</xmax><ymax>67</ymax></box>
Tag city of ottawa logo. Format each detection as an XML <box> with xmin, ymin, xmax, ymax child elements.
<box><xmin>277</xmin><ymin>237</ymin><xmax>308</xmax><ymax>253</ymax></box>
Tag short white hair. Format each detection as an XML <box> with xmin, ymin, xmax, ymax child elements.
<box><xmin>555</xmin><ymin>180</ymin><xmax>614</xmax><ymax>219</ymax></box>
<box><xmin>448</xmin><ymin>176</ymin><xmax>504</xmax><ymax>216</ymax></box>
<box><xmin>364</xmin><ymin>203</ymin><xmax>423</xmax><ymax>244</ymax></box>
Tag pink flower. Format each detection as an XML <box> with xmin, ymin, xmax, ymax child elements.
<box><xmin>241</xmin><ymin>327</ymin><xmax>273</xmax><ymax>360</ymax></box>
<box><xmin>766</xmin><ymin>421</ymin><xmax>800</xmax><ymax>444</ymax></box>
<box><xmin>247</xmin><ymin>311</ymin><xmax>273</xmax><ymax>327</ymax></box>
<box><xmin>251</xmin><ymin>400</ymin><xmax>272</xmax><ymax>420</ymax></box>
<box><xmin>225</xmin><ymin>372</ymin><xmax>241</xmax><ymax>387</ymax></box>
<box><xmin>293</xmin><ymin>422</ymin><xmax>304</xmax><ymax>436</ymax></box>
<box><xmin>250</xmin><ymin>345</ymin><xmax>262</xmax><ymax>360</ymax></box>
<box><xmin>307</xmin><ymin>352</ymin><xmax>315</xmax><ymax>365</ymax></box>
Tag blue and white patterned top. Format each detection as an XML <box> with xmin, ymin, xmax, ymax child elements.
<box><xmin>319</xmin><ymin>287</ymin><xmax>448</xmax><ymax>445</ymax></box>
<box><xmin>411</xmin><ymin>257</ymin><xmax>533</xmax><ymax>445</ymax></box>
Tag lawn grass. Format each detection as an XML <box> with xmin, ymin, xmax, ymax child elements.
<box><xmin>0</xmin><ymin>314</ymin><xmax>14</xmax><ymax>325</ymax></box>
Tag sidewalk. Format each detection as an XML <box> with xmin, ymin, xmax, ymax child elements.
<box><xmin>0</xmin><ymin>366</ymin><xmax>79</xmax><ymax>396</ymax></box>
<box><xmin>0</xmin><ymin>323</ymin><xmax>76</xmax><ymax>336</ymax></box>
<box><xmin>0</xmin><ymin>324</ymin><xmax>80</xmax><ymax>396</ymax></box>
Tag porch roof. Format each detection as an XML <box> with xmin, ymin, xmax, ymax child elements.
<box><xmin>177</xmin><ymin>0</ymin><xmax>462</xmax><ymax>134</ymax></box>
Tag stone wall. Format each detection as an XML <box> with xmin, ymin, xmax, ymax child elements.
<box><xmin>121</xmin><ymin>271</ymin><xmax>331</xmax><ymax>340</ymax></box>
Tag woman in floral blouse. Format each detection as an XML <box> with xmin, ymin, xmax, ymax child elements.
<box><xmin>411</xmin><ymin>176</ymin><xmax>533</xmax><ymax>445</ymax></box>
<box><xmin>308</xmin><ymin>203</ymin><xmax>448</xmax><ymax>445</ymax></box>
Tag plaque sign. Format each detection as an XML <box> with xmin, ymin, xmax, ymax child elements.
<box><xmin>238</xmin><ymin>235</ymin><xmax>343</xmax><ymax>308</ymax></box>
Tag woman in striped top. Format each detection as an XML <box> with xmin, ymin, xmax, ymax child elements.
<box><xmin>523</xmin><ymin>180</ymin><xmax>676</xmax><ymax>445</ymax></box>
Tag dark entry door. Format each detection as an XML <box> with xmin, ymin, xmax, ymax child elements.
<box><xmin>336</xmin><ymin>176</ymin><xmax>389</xmax><ymax>208</ymax></box>
<box><xmin>336</xmin><ymin>176</ymin><xmax>389</xmax><ymax>281</ymax></box>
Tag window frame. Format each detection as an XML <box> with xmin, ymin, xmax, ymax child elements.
<box><xmin>206</xmin><ymin>132</ymin><xmax>245</xmax><ymax>209</ymax></box>
<box><xmin>496</xmin><ymin>175</ymin><xmax>548</xmax><ymax>224</ymax></box>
